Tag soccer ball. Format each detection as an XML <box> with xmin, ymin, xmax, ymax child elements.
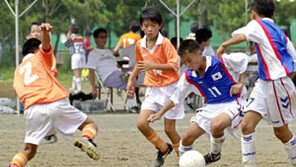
<box><xmin>179</xmin><ymin>150</ymin><xmax>205</xmax><ymax>167</ymax></box>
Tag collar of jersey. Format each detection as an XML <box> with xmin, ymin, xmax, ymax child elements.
<box><xmin>22</xmin><ymin>53</ymin><xmax>35</xmax><ymax>62</ymax></box>
<box><xmin>260</xmin><ymin>17</ymin><xmax>274</xmax><ymax>23</ymax></box>
<box><xmin>140</xmin><ymin>32</ymin><xmax>163</xmax><ymax>48</ymax></box>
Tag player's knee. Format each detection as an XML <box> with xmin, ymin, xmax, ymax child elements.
<box><xmin>136</xmin><ymin>119</ymin><xmax>148</xmax><ymax>131</ymax></box>
<box><xmin>210</xmin><ymin>121</ymin><xmax>224</xmax><ymax>134</ymax></box>
<box><xmin>241</xmin><ymin>119</ymin><xmax>255</xmax><ymax>135</ymax></box>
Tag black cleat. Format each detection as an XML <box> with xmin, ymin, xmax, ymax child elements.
<box><xmin>154</xmin><ymin>143</ymin><xmax>173</xmax><ymax>167</ymax></box>
<box><xmin>44</xmin><ymin>134</ymin><xmax>57</xmax><ymax>143</ymax></box>
<box><xmin>204</xmin><ymin>152</ymin><xmax>221</xmax><ymax>165</ymax></box>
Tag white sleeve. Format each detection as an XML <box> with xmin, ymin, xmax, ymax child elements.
<box><xmin>231</xmin><ymin>20</ymin><xmax>261</xmax><ymax>43</ymax></box>
<box><xmin>86</xmin><ymin>50</ymin><xmax>97</xmax><ymax>70</ymax></box>
<box><xmin>169</xmin><ymin>74</ymin><xmax>201</xmax><ymax>107</ymax></box>
<box><xmin>222</xmin><ymin>53</ymin><xmax>249</xmax><ymax>74</ymax></box>
<box><xmin>286</xmin><ymin>38</ymin><xmax>296</xmax><ymax>70</ymax></box>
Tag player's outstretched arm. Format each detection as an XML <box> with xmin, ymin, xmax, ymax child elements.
<box><xmin>216</xmin><ymin>34</ymin><xmax>247</xmax><ymax>59</ymax></box>
<box><xmin>40</xmin><ymin>23</ymin><xmax>52</xmax><ymax>51</ymax></box>
<box><xmin>148</xmin><ymin>99</ymin><xmax>175</xmax><ymax>122</ymax></box>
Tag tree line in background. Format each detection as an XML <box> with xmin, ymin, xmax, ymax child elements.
<box><xmin>0</xmin><ymin>0</ymin><xmax>295</xmax><ymax>67</ymax></box>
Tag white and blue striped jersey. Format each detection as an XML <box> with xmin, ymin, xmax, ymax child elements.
<box><xmin>170</xmin><ymin>54</ymin><xmax>248</xmax><ymax>106</ymax></box>
<box><xmin>232</xmin><ymin>18</ymin><xmax>296</xmax><ymax>81</ymax></box>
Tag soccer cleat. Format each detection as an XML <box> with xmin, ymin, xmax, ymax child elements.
<box><xmin>74</xmin><ymin>138</ymin><xmax>100</xmax><ymax>161</ymax></box>
<box><xmin>204</xmin><ymin>152</ymin><xmax>221</xmax><ymax>165</ymax></box>
<box><xmin>44</xmin><ymin>134</ymin><xmax>58</xmax><ymax>143</ymax></box>
<box><xmin>154</xmin><ymin>143</ymin><xmax>173</xmax><ymax>167</ymax></box>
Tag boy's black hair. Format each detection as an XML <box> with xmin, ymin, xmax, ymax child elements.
<box><xmin>178</xmin><ymin>39</ymin><xmax>200</xmax><ymax>57</ymax></box>
<box><xmin>191</xmin><ymin>22</ymin><xmax>199</xmax><ymax>33</ymax></box>
<box><xmin>195</xmin><ymin>28</ymin><xmax>212</xmax><ymax>44</ymax></box>
<box><xmin>251</xmin><ymin>0</ymin><xmax>274</xmax><ymax>18</ymax></box>
<box><xmin>93</xmin><ymin>28</ymin><xmax>107</xmax><ymax>38</ymax></box>
<box><xmin>140</xmin><ymin>6</ymin><xmax>162</xmax><ymax>25</ymax></box>
<box><xmin>170</xmin><ymin>37</ymin><xmax>184</xmax><ymax>46</ymax></box>
<box><xmin>71</xmin><ymin>24</ymin><xmax>79</xmax><ymax>34</ymax></box>
<box><xmin>130</xmin><ymin>21</ymin><xmax>140</xmax><ymax>33</ymax></box>
<box><xmin>29</xmin><ymin>21</ymin><xmax>41</xmax><ymax>32</ymax></box>
<box><xmin>22</xmin><ymin>38</ymin><xmax>41</xmax><ymax>57</ymax></box>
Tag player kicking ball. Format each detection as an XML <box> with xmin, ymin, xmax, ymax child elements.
<box><xmin>148</xmin><ymin>40</ymin><xmax>248</xmax><ymax>165</ymax></box>
<box><xmin>9</xmin><ymin>23</ymin><xmax>99</xmax><ymax>167</ymax></box>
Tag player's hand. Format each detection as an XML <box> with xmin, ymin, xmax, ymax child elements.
<box><xmin>216</xmin><ymin>44</ymin><xmax>227</xmax><ymax>60</ymax></box>
<box><xmin>148</xmin><ymin>113</ymin><xmax>162</xmax><ymax>122</ymax></box>
<box><xmin>40</xmin><ymin>23</ymin><xmax>52</xmax><ymax>33</ymax></box>
<box><xmin>230</xmin><ymin>82</ymin><xmax>243</xmax><ymax>97</ymax></box>
<box><xmin>92</xmin><ymin>88</ymin><xmax>98</xmax><ymax>98</ymax></box>
<box><xmin>138</xmin><ymin>61</ymin><xmax>155</xmax><ymax>71</ymax></box>
<box><xmin>126</xmin><ymin>81</ymin><xmax>135</xmax><ymax>98</ymax></box>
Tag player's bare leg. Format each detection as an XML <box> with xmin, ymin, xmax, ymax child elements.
<box><xmin>241</xmin><ymin>111</ymin><xmax>262</xmax><ymax>167</ymax></box>
<box><xmin>75</xmin><ymin>117</ymin><xmax>100</xmax><ymax>160</ymax></box>
<box><xmin>164</xmin><ymin>118</ymin><xmax>181</xmax><ymax>156</ymax></box>
<box><xmin>179</xmin><ymin>122</ymin><xmax>205</xmax><ymax>156</ymax></box>
<box><xmin>274</xmin><ymin>124</ymin><xmax>296</xmax><ymax>166</ymax></box>
<box><xmin>204</xmin><ymin>113</ymin><xmax>232</xmax><ymax>165</ymax></box>
<box><xmin>137</xmin><ymin>109</ymin><xmax>172</xmax><ymax>167</ymax></box>
<box><xmin>9</xmin><ymin>144</ymin><xmax>37</xmax><ymax>167</ymax></box>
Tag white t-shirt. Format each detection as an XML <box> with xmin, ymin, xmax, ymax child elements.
<box><xmin>86</xmin><ymin>48</ymin><xmax>120</xmax><ymax>82</ymax></box>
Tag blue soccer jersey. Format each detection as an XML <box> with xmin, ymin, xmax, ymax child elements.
<box><xmin>232</xmin><ymin>18</ymin><xmax>296</xmax><ymax>81</ymax></box>
<box><xmin>185</xmin><ymin>56</ymin><xmax>239</xmax><ymax>104</ymax></box>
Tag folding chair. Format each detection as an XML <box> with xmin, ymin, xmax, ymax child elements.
<box><xmin>95</xmin><ymin>71</ymin><xmax>130</xmax><ymax>112</ymax></box>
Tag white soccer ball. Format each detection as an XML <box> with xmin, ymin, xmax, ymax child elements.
<box><xmin>179</xmin><ymin>150</ymin><xmax>205</xmax><ymax>167</ymax></box>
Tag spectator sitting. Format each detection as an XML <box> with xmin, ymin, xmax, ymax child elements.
<box><xmin>195</xmin><ymin>28</ymin><xmax>215</xmax><ymax>56</ymax></box>
<box><xmin>86</xmin><ymin>28</ymin><xmax>129</xmax><ymax>98</ymax></box>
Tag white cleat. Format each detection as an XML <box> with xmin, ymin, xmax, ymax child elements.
<box><xmin>74</xmin><ymin>138</ymin><xmax>100</xmax><ymax>160</ymax></box>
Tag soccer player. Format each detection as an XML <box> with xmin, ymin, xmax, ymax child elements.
<box><xmin>216</xmin><ymin>0</ymin><xmax>296</xmax><ymax>166</ymax></box>
<box><xmin>9</xmin><ymin>23</ymin><xmax>100</xmax><ymax>167</ymax></box>
<box><xmin>149</xmin><ymin>39</ymin><xmax>248</xmax><ymax>165</ymax></box>
<box><xmin>65</xmin><ymin>24</ymin><xmax>85</xmax><ymax>94</ymax></box>
<box><xmin>26</xmin><ymin>21</ymin><xmax>58</xmax><ymax>143</ymax></box>
<box><xmin>113</xmin><ymin>20</ymin><xmax>141</xmax><ymax>57</ymax></box>
<box><xmin>127</xmin><ymin>6</ymin><xmax>183</xmax><ymax>167</ymax></box>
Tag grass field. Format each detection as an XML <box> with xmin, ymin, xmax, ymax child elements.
<box><xmin>0</xmin><ymin>113</ymin><xmax>294</xmax><ymax>167</ymax></box>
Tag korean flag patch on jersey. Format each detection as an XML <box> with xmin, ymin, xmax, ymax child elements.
<box><xmin>211</xmin><ymin>72</ymin><xmax>222</xmax><ymax>81</ymax></box>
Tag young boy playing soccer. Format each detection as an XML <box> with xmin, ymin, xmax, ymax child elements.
<box><xmin>126</xmin><ymin>6</ymin><xmax>184</xmax><ymax>167</ymax></box>
<box><xmin>149</xmin><ymin>39</ymin><xmax>249</xmax><ymax>165</ymax></box>
<box><xmin>216</xmin><ymin>0</ymin><xmax>296</xmax><ymax>166</ymax></box>
<box><xmin>26</xmin><ymin>21</ymin><xmax>58</xmax><ymax>143</ymax></box>
<box><xmin>9</xmin><ymin>23</ymin><xmax>100</xmax><ymax>167</ymax></box>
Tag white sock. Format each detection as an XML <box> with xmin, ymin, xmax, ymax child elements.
<box><xmin>242</xmin><ymin>133</ymin><xmax>257</xmax><ymax>166</ymax></box>
<box><xmin>75</xmin><ymin>77</ymin><xmax>82</xmax><ymax>91</ymax></box>
<box><xmin>179</xmin><ymin>140</ymin><xmax>193</xmax><ymax>156</ymax></box>
<box><xmin>210</xmin><ymin>135</ymin><xmax>225</xmax><ymax>154</ymax></box>
<box><xmin>284</xmin><ymin>135</ymin><xmax>296</xmax><ymax>165</ymax></box>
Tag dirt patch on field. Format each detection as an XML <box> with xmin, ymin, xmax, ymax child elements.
<box><xmin>0</xmin><ymin>83</ymin><xmax>14</xmax><ymax>98</ymax></box>
<box><xmin>0</xmin><ymin>113</ymin><xmax>294</xmax><ymax>167</ymax></box>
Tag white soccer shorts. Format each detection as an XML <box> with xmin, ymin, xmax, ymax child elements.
<box><xmin>244</xmin><ymin>77</ymin><xmax>296</xmax><ymax>127</ymax></box>
<box><xmin>190</xmin><ymin>98</ymin><xmax>246</xmax><ymax>139</ymax></box>
<box><xmin>24</xmin><ymin>98</ymin><xmax>87</xmax><ymax>145</ymax></box>
<box><xmin>71</xmin><ymin>53</ymin><xmax>85</xmax><ymax>70</ymax></box>
<box><xmin>141</xmin><ymin>83</ymin><xmax>185</xmax><ymax>120</ymax></box>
